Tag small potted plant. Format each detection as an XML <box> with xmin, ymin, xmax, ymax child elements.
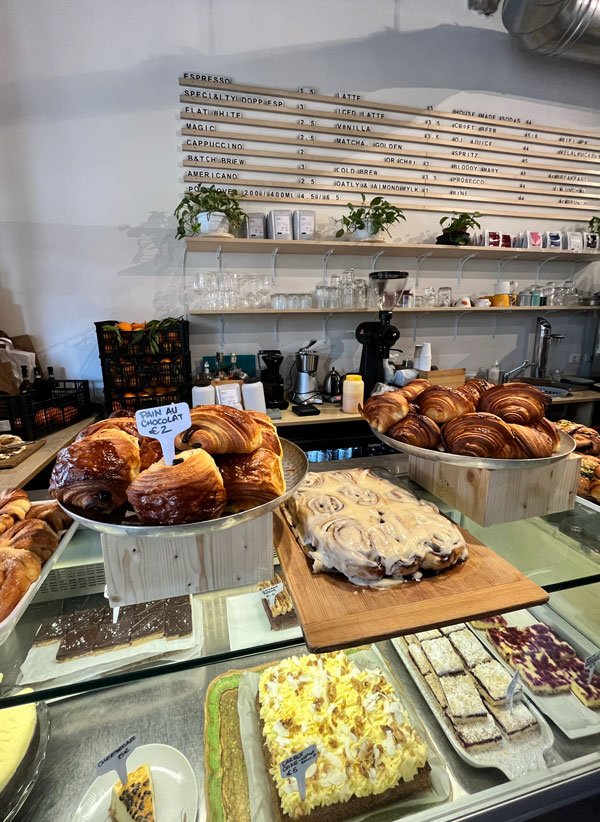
<box><xmin>335</xmin><ymin>194</ymin><xmax>405</xmax><ymax>241</ymax></box>
<box><xmin>174</xmin><ymin>186</ymin><xmax>245</xmax><ymax>239</ymax></box>
<box><xmin>436</xmin><ymin>211</ymin><xmax>481</xmax><ymax>246</ymax></box>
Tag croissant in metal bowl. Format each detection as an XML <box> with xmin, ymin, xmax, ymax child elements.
<box><xmin>175</xmin><ymin>405</ymin><xmax>262</xmax><ymax>454</ymax></box>
<box><xmin>418</xmin><ymin>386</ymin><xmax>475</xmax><ymax>424</ymax></box>
<box><xmin>507</xmin><ymin>423</ymin><xmax>555</xmax><ymax>459</ymax></box>
<box><xmin>387</xmin><ymin>413</ymin><xmax>441</xmax><ymax>449</ymax></box>
<box><xmin>478</xmin><ymin>382</ymin><xmax>548</xmax><ymax>425</ymax></box>
<box><xmin>359</xmin><ymin>391</ymin><xmax>410</xmax><ymax>433</ymax></box>
<box><xmin>397</xmin><ymin>378</ymin><xmax>431</xmax><ymax>402</ymax></box>
<box><xmin>442</xmin><ymin>412</ymin><xmax>513</xmax><ymax>458</ymax></box>
<box><xmin>455</xmin><ymin>378</ymin><xmax>494</xmax><ymax>408</ymax></box>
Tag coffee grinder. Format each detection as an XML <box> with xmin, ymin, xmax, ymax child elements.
<box><xmin>355</xmin><ymin>272</ymin><xmax>407</xmax><ymax>398</ymax></box>
<box><xmin>291</xmin><ymin>341</ymin><xmax>322</xmax><ymax>405</ymax></box>
<box><xmin>258</xmin><ymin>350</ymin><xmax>288</xmax><ymax>409</ymax></box>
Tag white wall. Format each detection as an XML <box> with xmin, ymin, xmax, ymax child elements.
<box><xmin>0</xmin><ymin>0</ymin><xmax>599</xmax><ymax>396</ymax></box>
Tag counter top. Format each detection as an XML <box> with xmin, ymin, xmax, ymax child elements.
<box><xmin>0</xmin><ymin>416</ymin><xmax>96</xmax><ymax>490</ymax></box>
<box><xmin>273</xmin><ymin>391</ymin><xmax>600</xmax><ymax>426</ymax></box>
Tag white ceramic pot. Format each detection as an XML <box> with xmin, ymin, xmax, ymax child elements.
<box><xmin>197</xmin><ymin>211</ymin><xmax>231</xmax><ymax>237</ymax></box>
<box><xmin>350</xmin><ymin>221</ymin><xmax>385</xmax><ymax>242</ymax></box>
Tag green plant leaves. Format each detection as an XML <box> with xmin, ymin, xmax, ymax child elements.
<box><xmin>174</xmin><ymin>186</ymin><xmax>245</xmax><ymax>239</ymax></box>
<box><xmin>335</xmin><ymin>196</ymin><xmax>405</xmax><ymax>238</ymax></box>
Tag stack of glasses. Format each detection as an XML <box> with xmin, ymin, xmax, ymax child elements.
<box><xmin>314</xmin><ymin>269</ymin><xmax>369</xmax><ymax>309</ymax></box>
<box><xmin>193</xmin><ymin>272</ymin><xmax>272</xmax><ymax>310</ymax></box>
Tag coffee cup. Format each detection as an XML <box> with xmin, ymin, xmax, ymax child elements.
<box><xmin>475</xmin><ymin>298</ymin><xmax>491</xmax><ymax>307</ymax></box>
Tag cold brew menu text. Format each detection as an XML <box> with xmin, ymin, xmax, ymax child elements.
<box><xmin>179</xmin><ymin>74</ymin><xmax>600</xmax><ymax>221</ymax></box>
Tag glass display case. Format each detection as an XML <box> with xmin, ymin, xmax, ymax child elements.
<box><xmin>1</xmin><ymin>454</ymin><xmax>599</xmax><ymax>822</ymax></box>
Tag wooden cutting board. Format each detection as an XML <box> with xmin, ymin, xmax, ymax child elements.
<box><xmin>275</xmin><ymin>510</ymin><xmax>548</xmax><ymax>652</ymax></box>
<box><xmin>0</xmin><ymin>439</ymin><xmax>45</xmax><ymax>469</ymax></box>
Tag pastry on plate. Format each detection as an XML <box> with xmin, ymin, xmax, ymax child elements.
<box><xmin>0</xmin><ymin>547</ymin><xmax>41</xmax><ymax>622</ymax></box>
<box><xmin>0</xmin><ymin>489</ymin><xmax>31</xmax><ymax>535</ymax></box>
<box><xmin>175</xmin><ymin>405</ymin><xmax>262</xmax><ymax>454</ymax></box>
<box><xmin>127</xmin><ymin>449</ymin><xmax>226</xmax><ymax>525</ymax></box>
<box><xmin>442</xmin><ymin>412</ymin><xmax>512</xmax><ymax>459</ymax></box>
<box><xmin>417</xmin><ymin>386</ymin><xmax>475</xmax><ymax>424</ymax></box>
<box><xmin>359</xmin><ymin>391</ymin><xmax>410</xmax><ymax>432</ymax></box>
<box><xmin>109</xmin><ymin>763</ymin><xmax>155</xmax><ymax>822</ymax></box>
<box><xmin>217</xmin><ymin>447</ymin><xmax>285</xmax><ymax>513</ymax></box>
<box><xmin>478</xmin><ymin>382</ymin><xmax>549</xmax><ymax>425</ymax></box>
<box><xmin>387</xmin><ymin>413</ymin><xmax>441</xmax><ymax>449</ymax></box>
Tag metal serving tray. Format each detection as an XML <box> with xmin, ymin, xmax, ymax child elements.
<box><xmin>57</xmin><ymin>438</ymin><xmax>308</xmax><ymax>538</ymax></box>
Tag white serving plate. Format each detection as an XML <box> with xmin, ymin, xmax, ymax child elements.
<box><xmin>0</xmin><ymin>507</ymin><xmax>78</xmax><ymax>646</ymax></box>
<box><xmin>473</xmin><ymin>607</ymin><xmax>600</xmax><ymax>740</ymax></box>
<box><xmin>73</xmin><ymin>743</ymin><xmax>198</xmax><ymax>822</ymax></box>
<box><xmin>226</xmin><ymin>591</ymin><xmax>302</xmax><ymax>651</ymax></box>
<box><xmin>392</xmin><ymin>637</ymin><xmax>554</xmax><ymax>780</ymax></box>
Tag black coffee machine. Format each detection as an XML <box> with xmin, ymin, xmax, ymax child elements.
<box><xmin>258</xmin><ymin>350</ymin><xmax>289</xmax><ymax>409</ymax></box>
<box><xmin>355</xmin><ymin>272</ymin><xmax>407</xmax><ymax>398</ymax></box>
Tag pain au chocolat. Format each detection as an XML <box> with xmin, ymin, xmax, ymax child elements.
<box><xmin>359</xmin><ymin>391</ymin><xmax>410</xmax><ymax>432</ymax></box>
<box><xmin>127</xmin><ymin>448</ymin><xmax>226</xmax><ymax>525</ymax></box>
<box><xmin>50</xmin><ymin>429</ymin><xmax>141</xmax><ymax>517</ymax></box>
<box><xmin>217</xmin><ymin>447</ymin><xmax>285</xmax><ymax>513</ymax></box>
<box><xmin>387</xmin><ymin>413</ymin><xmax>441</xmax><ymax>449</ymax></box>
<box><xmin>418</xmin><ymin>386</ymin><xmax>475</xmax><ymax>424</ymax></box>
<box><xmin>77</xmin><ymin>417</ymin><xmax>162</xmax><ymax>470</ymax></box>
<box><xmin>442</xmin><ymin>412</ymin><xmax>513</xmax><ymax>459</ymax></box>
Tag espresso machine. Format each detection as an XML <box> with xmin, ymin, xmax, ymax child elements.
<box><xmin>258</xmin><ymin>350</ymin><xmax>288</xmax><ymax>409</ymax></box>
<box><xmin>355</xmin><ymin>272</ymin><xmax>407</xmax><ymax>398</ymax></box>
<box><xmin>291</xmin><ymin>341</ymin><xmax>322</xmax><ymax>405</ymax></box>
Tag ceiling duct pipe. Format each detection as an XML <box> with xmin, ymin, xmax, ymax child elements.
<box><xmin>468</xmin><ymin>0</ymin><xmax>600</xmax><ymax>65</ymax></box>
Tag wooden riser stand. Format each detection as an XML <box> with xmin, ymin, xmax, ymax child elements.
<box><xmin>101</xmin><ymin>513</ymin><xmax>274</xmax><ymax>607</ymax></box>
<box><xmin>408</xmin><ymin>453</ymin><xmax>581</xmax><ymax>527</ymax></box>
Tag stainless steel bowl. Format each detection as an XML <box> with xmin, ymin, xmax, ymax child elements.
<box><xmin>57</xmin><ymin>438</ymin><xmax>308</xmax><ymax>538</ymax></box>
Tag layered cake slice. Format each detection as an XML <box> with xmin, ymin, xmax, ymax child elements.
<box><xmin>258</xmin><ymin>652</ymin><xmax>430</xmax><ymax>821</ymax></box>
<box><xmin>421</xmin><ymin>637</ymin><xmax>464</xmax><ymax>676</ymax></box>
<box><xmin>449</xmin><ymin>630</ymin><xmax>492</xmax><ymax>669</ymax></box>
<box><xmin>471</xmin><ymin>660</ymin><xmax>521</xmax><ymax>705</ymax></box>
<box><xmin>439</xmin><ymin>673</ymin><xmax>487</xmax><ymax>723</ymax></box>
<box><xmin>488</xmin><ymin>702</ymin><xmax>538</xmax><ymax>738</ymax></box>
<box><xmin>109</xmin><ymin>764</ymin><xmax>155</xmax><ymax>822</ymax></box>
<box><xmin>450</xmin><ymin>714</ymin><xmax>502</xmax><ymax>751</ymax></box>
<box><xmin>440</xmin><ymin>623</ymin><xmax>466</xmax><ymax>635</ymax></box>
<box><xmin>257</xmin><ymin>575</ymin><xmax>297</xmax><ymax>631</ymax></box>
<box><xmin>424</xmin><ymin>673</ymin><xmax>447</xmax><ymax>709</ymax></box>
<box><xmin>469</xmin><ymin>615</ymin><xmax>507</xmax><ymax>630</ymax></box>
<box><xmin>408</xmin><ymin>643</ymin><xmax>431</xmax><ymax>676</ymax></box>
<box><xmin>559</xmin><ymin>656</ymin><xmax>600</xmax><ymax>708</ymax></box>
<box><xmin>510</xmin><ymin>652</ymin><xmax>571</xmax><ymax>694</ymax></box>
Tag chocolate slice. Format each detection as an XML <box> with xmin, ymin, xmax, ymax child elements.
<box><xmin>56</xmin><ymin>626</ymin><xmax>98</xmax><ymax>661</ymax></box>
<box><xmin>164</xmin><ymin>604</ymin><xmax>192</xmax><ymax>639</ymax></box>
<box><xmin>33</xmin><ymin>615</ymin><xmax>71</xmax><ymax>645</ymax></box>
<box><xmin>93</xmin><ymin>617</ymin><xmax>132</xmax><ymax>652</ymax></box>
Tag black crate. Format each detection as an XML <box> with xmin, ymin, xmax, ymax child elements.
<box><xmin>95</xmin><ymin>319</ymin><xmax>189</xmax><ymax>356</ymax></box>
<box><xmin>107</xmin><ymin>385</ymin><xmax>192</xmax><ymax>415</ymax></box>
<box><xmin>0</xmin><ymin>380</ymin><xmax>91</xmax><ymax>440</ymax></box>
<box><xmin>104</xmin><ymin>356</ymin><xmax>189</xmax><ymax>391</ymax></box>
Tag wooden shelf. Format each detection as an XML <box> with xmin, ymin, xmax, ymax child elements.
<box><xmin>185</xmin><ymin>237</ymin><xmax>600</xmax><ymax>262</ymax></box>
<box><xmin>189</xmin><ymin>306</ymin><xmax>599</xmax><ymax>316</ymax></box>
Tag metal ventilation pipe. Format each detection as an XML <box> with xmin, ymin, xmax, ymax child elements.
<box><xmin>468</xmin><ymin>0</ymin><xmax>600</xmax><ymax>65</ymax></box>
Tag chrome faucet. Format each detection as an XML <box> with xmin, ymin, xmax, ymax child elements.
<box><xmin>532</xmin><ymin>317</ymin><xmax>564</xmax><ymax>378</ymax></box>
<box><xmin>502</xmin><ymin>360</ymin><xmax>532</xmax><ymax>383</ymax></box>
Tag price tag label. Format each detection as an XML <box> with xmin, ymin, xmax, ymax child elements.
<box><xmin>584</xmin><ymin>650</ymin><xmax>600</xmax><ymax>684</ymax></box>
<box><xmin>260</xmin><ymin>582</ymin><xmax>283</xmax><ymax>608</ymax></box>
<box><xmin>280</xmin><ymin>744</ymin><xmax>318</xmax><ymax>801</ymax></box>
<box><xmin>96</xmin><ymin>735</ymin><xmax>138</xmax><ymax>785</ymax></box>
<box><xmin>507</xmin><ymin>670</ymin><xmax>520</xmax><ymax>711</ymax></box>
<box><xmin>135</xmin><ymin>402</ymin><xmax>191</xmax><ymax>466</ymax></box>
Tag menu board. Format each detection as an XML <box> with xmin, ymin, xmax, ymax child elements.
<box><xmin>179</xmin><ymin>74</ymin><xmax>600</xmax><ymax>220</ymax></box>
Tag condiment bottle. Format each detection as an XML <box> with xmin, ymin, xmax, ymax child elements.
<box><xmin>342</xmin><ymin>374</ymin><xmax>364</xmax><ymax>413</ymax></box>
<box><xmin>489</xmin><ymin>361</ymin><xmax>501</xmax><ymax>385</ymax></box>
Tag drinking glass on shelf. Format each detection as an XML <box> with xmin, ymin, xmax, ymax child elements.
<box><xmin>340</xmin><ymin>269</ymin><xmax>355</xmax><ymax>308</ymax></box>
<box><xmin>552</xmin><ymin>287</ymin><xmax>566</xmax><ymax>306</ymax></box>
<box><xmin>414</xmin><ymin>294</ymin><xmax>424</xmax><ymax>308</ymax></box>
<box><xmin>315</xmin><ymin>284</ymin><xmax>329</xmax><ymax>308</ymax></box>
<box><xmin>437</xmin><ymin>287</ymin><xmax>453</xmax><ymax>307</ymax></box>
<box><xmin>193</xmin><ymin>271</ymin><xmax>218</xmax><ymax>309</ymax></box>
<box><xmin>423</xmin><ymin>287</ymin><xmax>436</xmax><ymax>307</ymax></box>
<box><xmin>270</xmin><ymin>293</ymin><xmax>287</xmax><ymax>310</ymax></box>
<box><xmin>352</xmin><ymin>278</ymin><xmax>368</xmax><ymax>309</ymax></box>
<box><xmin>328</xmin><ymin>285</ymin><xmax>341</xmax><ymax>309</ymax></box>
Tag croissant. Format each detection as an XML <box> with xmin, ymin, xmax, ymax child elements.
<box><xmin>418</xmin><ymin>386</ymin><xmax>475</xmax><ymax>424</ymax></box>
<box><xmin>0</xmin><ymin>546</ymin><xmax>41</xmax><ymax>622</ymax></box>
<box><xmin>555</xmin><ymin>419</ymin><xmax>600</xmax><ymax>455</ymax></box>
<box><xmin>478</xmin><ymin>382</ymin><xmax>548</xmax><ymax>425</ymax></box>
<box><xmin>77</xmin><ymin>417</ymin><xmax>162</xmax><ymax>470</ymax></box>
<box><xmin>442</xmin><ymin>413</ymin><xmax>513</xmax><ymax>458</ymax></box>
<box><xmin>50</xmin><ymin>429</ymin><xmax>141</xmax><ymax>517</ymax></box>
<box><xmin>245</xmin><ymin>410</ymin><xmax>282</xmax><ymax>456</ymax></box>
<box><xmin>387</xmin><ymin>413</ymin><xmax>441</xmax><ymax>449</ymax></box>
<box><xmin>455</xmin><ymin>378</ymin><xmax>494</xmax><ymax>408</ymax></box>
<box><xmin>0</xmin><ymin>489</ymin><xmax>31</xmax><ymax>534</ymax></box>
<box><xmin>506</xmin><ymin>423</ymin><xmax>554</xmax><ymax>459</ymax></box>
<box><xmin>127</xmin><ymin>449</ymin><xmax>226</xmax><ymax>525</ymax></box>
<box><xmin>531</xmin><ymin>418</ymin><xmax>561</xmax><ymax>453</ymax></box>
<box><xmin>175</xmin><ymin>405</ymin><xmax>262</xmax><ymax>454</ymax></box>
<box><xmin>217</xmin><ymin>447</ymin><xmax>286</xmax><ymax>513</ymax></box>
<box><xmin>397</xmin><ymin>379</ymin><xmax>431</xmax><ymax>402</ymax></box>
<box><xmin>0</xmin><ymin>519</ymin><xmax>60</xmax><ymax>563</ymax></box>
<box><xmin>25</xmin><ymin>502</ymin><xmax>72</xmax><ymax>533</ymax></box>
<box><xmin>359</xmin><ymin>391</ymin><xmax>410</xmax><ymax>432</ymax></box>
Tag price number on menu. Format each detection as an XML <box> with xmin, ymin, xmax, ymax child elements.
<box><xmin>280</xmin><ymin>744</ymin><xmax>318</xmax><ymax>801</ymax></box>
<box><xmin>584</xmin><ymin>650</ymin><xmax>600</xmax><ymax>684</ymax></box>
<box><xmin>135</xmin><ymin>402</ymin><xmax>191</xmax><ymax>466</ymax></box>
<box><xmin>97</xmin><ymin>735</ymin><xmax>138</xmax><ymax>784</ymax></box>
